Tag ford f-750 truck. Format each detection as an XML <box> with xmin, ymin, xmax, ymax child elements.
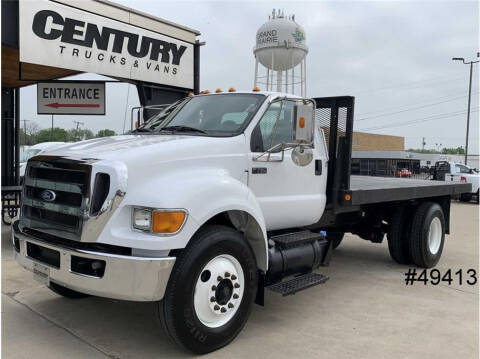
<box><xmin>12</xmin><ymin>92</ymin><xmax>470</xmax><ymax>353</ymax></box>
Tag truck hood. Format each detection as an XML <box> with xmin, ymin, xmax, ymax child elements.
<box><xmin>44</xmin><ymin>134</ymin><xmax>246</xmax><ymax>166</ymax></box>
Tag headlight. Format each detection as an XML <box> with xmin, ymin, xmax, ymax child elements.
<box><xmin>133</xmin><ymin>208</ymin><xmax>152</xmax><ymax>231</ymax></box>
<box><xmin>133</xmin><ymin>207</ymin><xmax>187</xmax><ymax>234</ymax></box>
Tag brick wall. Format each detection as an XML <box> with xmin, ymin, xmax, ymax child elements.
<box><xmin>352</xmin><ymin>132</ymin><xmax>404</xmax><ymax>151</ymax></box>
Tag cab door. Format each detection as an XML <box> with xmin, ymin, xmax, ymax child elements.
<box><xmin>248</xmin><ymin>99</ymin><xmax>327</xmax><ymax>231</ymax></box>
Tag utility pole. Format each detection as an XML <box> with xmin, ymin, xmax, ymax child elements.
<box><xmin>452</xmin><ymin>55</ymin><xmax>479</xmax><ymax>165</ymax></box>
<box><xmin>22</xmin><ymin>119</ymin><xmax>30</xmax><ymax>146</ymax></box>
<box><xmin>422</xmin><ymin>137</ymin><xmax>426</xmax><ymax>151</ymax></box>
<box><xmin>73</xmin><ymin>120</ymin><xmax>84</xmax><ymax>141</ymax></box>
<box><xmin>51</xmin><ymin>114</ymin><xmax>54</xmax><ymax>141</ymax></box>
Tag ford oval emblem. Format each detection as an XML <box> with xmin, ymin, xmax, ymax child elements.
<box><xmin>40</xmin><ymin>189</ymin><xmax>56</xmax><ymax>202</ymax></box>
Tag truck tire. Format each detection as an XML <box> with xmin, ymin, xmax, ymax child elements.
<box><xmin>387</xmin><ymin>206</ymin><xmax>412</xmax><ymax>264</ymax></box>
<box><xmin>328</xmin><ymin>232</ymin><xmax>344</xmax><ymax>249</ymax></box>
<box><xmin>157</xmin><ymin>225</ymin><xmax>258</xmax><ymax>354</ymax></box>
<box><xmin>48</xmin><ymin>282</ymin><xmax>89</xmax><ymax>299</ymax></box>
<box><xmin>460</xmin><ymin>193</ymin><xmax>473</xmax><ymax>202</ymax></box>
<box><xmin>408</xmin><ymin>202</ymin><xmax>445</xmax><ymax>268</ymax></box>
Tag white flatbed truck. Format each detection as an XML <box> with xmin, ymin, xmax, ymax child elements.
<box><xmin>12</xmin><ymin>92</ymin><xmax>471</xmax><ymax>353</ymax></box>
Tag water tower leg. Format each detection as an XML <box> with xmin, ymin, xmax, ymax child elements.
<box><xmin>285</xmin><ymin>69</ymin><xmax>288</xmax><ymax>93</ymax></box>
<box><xmin>266</xmin><ymin>67</ymin><xmax>270</xmax><ymax>91</ymax></box>
<box><xmin>277</xmin><ymin>70</ymin><xmax>282</xmax><ymax>92</ymax></box>
<box><xmin>300</xmin><ymin>60</ymin><xmax>304</xmax><ymax>97</ymax></box>
<box><xmin>303</xmin><ymin>58</ymin><xmax>307</xmax><ymax>97</ymax></box>
<box><xmin>254</xmin><ymin>58</ymin><xmax>258</xmax><ymax>88</ymax></box>
<box><xmin>291</xmin><ymin>53</ymin><xmax>295</xmax><ymax>95</ymax></box>
<box><xmin>270</xmin><ymin>52</ymin><xmax>274</xmax><ymax>92</ymax></box>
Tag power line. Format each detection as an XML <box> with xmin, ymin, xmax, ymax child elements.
<box><xmin>353</xmin><ymin>74</ymin><xmax>466</xmax><ymax>96</ymax></box>
<box><xmin>359</xmin><ymin>107</ymin><xmax>480</xmax><ymax>131</ymax></box>
<box><xmin>356</xmin><ymin>89</ymin><xmax>479</xmax><ymax>117</ymax></box>
<box><xmin>356</xmin><ymin>92</ymin><xmax>479</xmax><ymax>122</ymax></box>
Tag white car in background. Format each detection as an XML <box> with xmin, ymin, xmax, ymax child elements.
<box><xmin>434</xmin><ymin>161</ymin><xmax>479</xmax><ymax>203</ymax></box>
<box><xmin>20</xmin><ymin>142</ymin><xmax>66</xmax><ymax>179</ymax></box>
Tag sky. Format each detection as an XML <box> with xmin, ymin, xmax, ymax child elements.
<box><xmin>20</xmin><ymin>0</ymin><xmax>479</xmax><ymax>152</ymax></box>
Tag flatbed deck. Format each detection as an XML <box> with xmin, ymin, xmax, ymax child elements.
<box><xmin>347</xmin><ymin>176</ymin><xmax>471</xmax><ymax>206</ymax></box>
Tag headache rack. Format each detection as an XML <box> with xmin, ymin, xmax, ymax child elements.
<box><xmin>313</xmin><ymin>96</ymin><xmax>355</xmax><ymax>212</ymax></box>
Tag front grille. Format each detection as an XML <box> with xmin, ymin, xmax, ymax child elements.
<box><xmin>28</xmin><ymin>166</ymin><xmax>87</xmax><ymax>184</ymax></box>
<box><xmin>20</xmin><ymin>157</ymin><xmax>94</xmax><ymax>241</ymax></box>
<box><xmin>23</xmin><ymin>205</ymin><xmax>79</xmax><ymax>228</ymax></box>
<box><xmin>25</xmin><ymin>186</ymin><xmax>83</xmax><ymax>207</ymax></box>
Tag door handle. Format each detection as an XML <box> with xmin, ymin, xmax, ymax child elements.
<box><xmin>315</xmin><ymin>160</ymin><xmax>322</xmax><ymax>175</ymax></box>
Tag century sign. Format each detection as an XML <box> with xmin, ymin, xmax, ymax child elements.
<box><xmin>20</xmin><ymin>0</ymin><xmax>194</xmax><ymax>89</ymax></box>
<box><xmin>37</xmin><ymin>82</ymin><xmax>106</xmax><ymax>115</ymax></box>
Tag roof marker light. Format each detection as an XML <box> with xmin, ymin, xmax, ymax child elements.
<box><xmin>228</xmin><ymin>87</ymin><xmax>236</xmax><ymax>92</ymax></box>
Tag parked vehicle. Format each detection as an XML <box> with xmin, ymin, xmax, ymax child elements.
<box><xmin>396</xmin><ymin>168</ymin><xmax>412</xmax><ymax>178</ymax></box>
<box><xmin>433</xmin><ymin>161</ymin><xmax>479</xmax><ymax>203</ymax></box>
<box><xmin>12</xmin><ymin>92</ymin><xmax>470</xmax><ymax>354</ymax></box>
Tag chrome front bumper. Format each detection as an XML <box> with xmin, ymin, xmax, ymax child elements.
<box><xmin>12</xmin><ymin>224</ymin><xmax>175</xmax><ymax>302</ymax></box>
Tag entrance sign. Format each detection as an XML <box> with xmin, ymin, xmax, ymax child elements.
<box><xmin>37</xmin><ymin>82</ymin><xmax>106</xmax><ymax>115</ymax></box>
<box><xmin>20</xmin><ymin>0</ymin><xmax>194</xmax><ymax>89</ymax></box>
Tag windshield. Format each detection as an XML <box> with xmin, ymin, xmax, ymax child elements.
<box><xmin>137</xmin><ymin>94</ymin><xmax>266</xmax><ymax>136</ymax></box>
<box><xmin>20</xmin><ymin>149</ymin><xmax>41</xmax><ymax>163</ymax></box>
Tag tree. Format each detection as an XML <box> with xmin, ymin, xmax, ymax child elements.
<box><xmin>35</xmin><ymin>127</ymin><xmax>69</xmax><ymax>143</ymax></box>
<box><xmin>441</xmin><ymin>147</ymin><xmax>465</xmax><ymax>155</ymax></box>
<box><xmin>97</xmin><ymin>129</ymin><xmax>116</xmax><ymax>137</ymax></box>
<box><xmin>66</xmin><ymin>128</ymin><xmax>95</xmax><ymax>141</ymax></box>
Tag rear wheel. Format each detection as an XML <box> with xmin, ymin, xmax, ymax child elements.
<box><xmin>460</xmin><ymin>193</ymin><xmax>473</xmax><ymax>202</ymax></box>
<box><xmin>387</xmin><ymin>206</ymin><xmax>412</xmax><ymax>264</ymax></box>
<box><xmin>408</xmin><ymin>202</ymin><xmax>445</xmax><ymax>268</ymax></box>
<box><xmin>157</xmin><ymin>225</ymin><xmax>258</xmax><ymax>354</ymax></box>
<box><xmin>48</xmin><ymin>282</ymin><xmax>89</xmax><ymax>299</ymax></box>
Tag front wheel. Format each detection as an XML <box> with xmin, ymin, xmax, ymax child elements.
<box><xmin>157</xmin><ymin>225</ymin><xmax>258</xmax><ymax>354</ymax></box>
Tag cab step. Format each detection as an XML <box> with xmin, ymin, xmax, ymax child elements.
<box><xmin>270</xmin><ymin>230</ymin><xmax>325</xmax><ymax>249</ymax></box>
<box><xmin>266</xmin><ymin>272</ymin><xmax>329</xmax><ymax>296</ymax></box>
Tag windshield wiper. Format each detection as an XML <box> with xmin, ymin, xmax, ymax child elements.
<box><xmin>160</xmin><ymin>125</ymin><xmax>207</xmax><ymax>134</ymax></box>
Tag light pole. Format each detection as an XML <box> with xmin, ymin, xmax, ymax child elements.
<box><xmin>452</xmin><ymin>56</ymin><xmax>479</xmax><ymax>165</ymax></box>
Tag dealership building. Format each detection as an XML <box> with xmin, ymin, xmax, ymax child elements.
<box><xmin>2</xmin><ymin>0</ymin><xmax>202</xmax><ymax>187</ymax></box>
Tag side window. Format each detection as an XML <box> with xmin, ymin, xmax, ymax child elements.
<box><xmin>455</xmin><ymin>164</ymin><xmax>470</xmax><ymax>174</ymax></box>
<box><xmin>250</xmin><ymin>101</ymin><xmax>294</xmax><ymax>152</ymax></box>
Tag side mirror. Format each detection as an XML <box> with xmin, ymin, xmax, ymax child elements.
<box><xmin>293</xmin><ymin>100</ymin><xmax>315</xmax><ymax>146</ymax></box>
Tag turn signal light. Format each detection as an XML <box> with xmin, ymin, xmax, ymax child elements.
<box><xmin>252</xmin><ymin>86</ymin><xmax>260</xmax><ymax>92</ymax></box>
<box><xmin>344</xmin><ymin>194</ymin><xmax>351</xmax><ymax>201</ymax></box>
<box><xmin>299</xmin><ymin>117</ymin><xmax>305</xmax><ymax>128</ymax></box>
<box><xmin>215</xmin><ymin>88</ymin><xmax>223</xmax><ymax>93</ymax></box>
<box><xmin>228</xmin><ymin>87</ymin><xmax>236</xmax><ymax>92</ymax></box>
<box><xmin>152</xmin><ymin>211</ymin><xmax>186</xmax><ymax>234</ymax></box>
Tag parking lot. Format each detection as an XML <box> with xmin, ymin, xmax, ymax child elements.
<box><xmin>2</xmin><ymin>201</ymin><xmax>478</xmax><ymax>359</ymax></box>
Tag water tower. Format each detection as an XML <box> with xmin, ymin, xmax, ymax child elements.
<box><xmin>253</xmin><ymin>9</ymin><xmax>308</xmax><ymax>96</ymax></box>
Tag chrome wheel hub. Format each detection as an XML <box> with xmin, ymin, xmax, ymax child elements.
<box><xmin>428</xmin><ymin>217</ymin><xmax>442</xmax><ymax>255</ymax></box>
<box><xmin>194</xmin><ymin>254</ymin><xmax>244</xmax><ymax>328</ymax></box>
